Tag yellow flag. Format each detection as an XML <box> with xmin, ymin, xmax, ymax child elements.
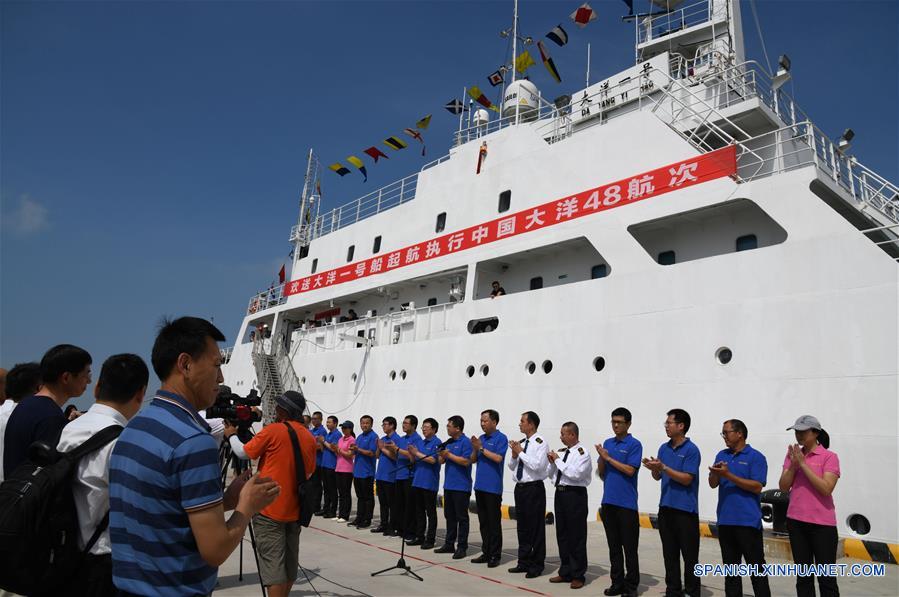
<box><xmin>515</xmin><ymin>50</ymin><xmax>536</xmax><ymax>74</ymax></box>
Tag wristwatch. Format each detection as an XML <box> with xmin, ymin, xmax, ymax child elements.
<box><xmin>479</xmin><ymin>447</ymin><xmax>485</xmax><ymax>454</ymax></box>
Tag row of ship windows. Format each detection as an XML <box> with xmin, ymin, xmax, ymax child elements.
<box><xmin>298</xmin><ymin>349</ymin><xmax>734</xmax><ymax>386</ymax></box>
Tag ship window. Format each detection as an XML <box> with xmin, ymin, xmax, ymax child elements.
<box><xmin>466</xmin><ymin>365</ymin><xmax>475</xmax><ymax>378</ymax></box>
<box><xmin>716</xmin><ymin>347</ymin><xmax>733</xmax><ymax>365</ymax></box>
<box><xmin>373</xmin><ymin>235</ymin><xmax>382</xmax><ymax>254</ymax></box>
<box><xmin>435</xmin><ymin>212</ymin><xmax>447</xmax><ymax>233</ymax></box>
<box><xmin>658</xmin><ymin>250</ymin><xmax>676</xmax><ymax>265</ymax></box>
<box><xmin>498</xmin><ymin>190</ymin><xmax>512</xmax><ymax>213</ymax></box>
<box><xmin>400</xmin><ymin>369</ymin><xmax>407</xmax><ymax>380</ymax></box>
<box><xmin>347</xmin><ymin>245</ymin><xmax>355</xmax><ymax>262</ymax></box>
<box><xmin>591</xmin><ymin>264</ymin><xmax>608</xmax><ymax>279</ymax></box>
<box><xmin>525</xmin><ymin>361</ymin><xmax>536</xmax><ymax>375</ymax></box>
<box><xmin>542</xmin><ymin>360</ymin><xmax>553</xmax><ymax>374</ymax></box>
<box><xmin>311</xmin><ymin>258</ymin><xmax>318</xmax><ymax>274</ymax></box>
<box><xmin>298</xmin><ymin>245</ymin><xmax>309</xmax><ymax>260</ymax></box>
<box><xmin>736</xmin><ymin>234</ymin><xmax>758</xmax><ymax>252</ymax></box>
<box><xmin>480</xmin><ymin>364</ymin><xmax>489</xmax><ymax>376</ymax></box>
<box><xmin>530</xmin><ymin>276</ymin><xmax>543</xmax><ymax>290</ymax></box>
<box><xmin>593</xmin><ymin>356</ymin><xmax>606</xmax><ymax>372</ymax></box>
<box><xmin>468</xmin><ymin>317</ymin><xmax>498</xmax><ymax>334</ymax></box>
<box><xmin>427</xmin><ymin>297</ymin><xmax>437</xmax><ymax>306</ymax></box>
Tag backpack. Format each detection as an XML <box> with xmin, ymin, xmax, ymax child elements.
<box><xmin>283</xmin><ymin>422</ymin><xmax>315</xmax><ymax>527</ymax></box>
<box><xmin>0</xmin><ymin>425</ymin><xmax>123</xmax><ymax>596</ymax></box>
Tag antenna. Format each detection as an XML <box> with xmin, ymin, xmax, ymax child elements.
<box><xmin>585</xmin><ymin>43</ymin><xmax>591</xmax><ymax>88</ymax></box>
<box><xmin>511</xmin><ymin>0</ymin><xmax>519</xmax><ymax>84</ymax></box>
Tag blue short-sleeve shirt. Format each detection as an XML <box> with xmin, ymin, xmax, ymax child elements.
<box><xmin>443</xmin><ymin>435</ymin><xmax>473</xmax><ymax>493</ymax></box>
<box><xmin>474</xmin><ymin>430</ymin><xmax>508</xmax><ymax>495</ymax></box>
<box><xmin>412</xmin><ymin>435</ymin><xmax>442</xmax><ymax>491</ymax></box>
<box><xmin>714</xmin><ymin>444</ymin><xmax>767</xmax><ymax>528</ymax></box>
<box><xmin>353</xmin><ymin>430</ymin><xmax>378</xmax><ymax>478</ymax></box>
<box><xmin>395</xmin><ymin>431</ymin><xmax>421</xmax><ymax>481</ymax></box>
<box><xmin>109</xmin><ymin>391</ymin><xmax>222</xmax><ymax>597</ymax></box>
<box><xmin>658</xmin><ymin>438</ymin><xmax>701</xmax><ymax>513</ymax></box>
<box><xmin>311</xmin><ymin>425</ymin><xmax>327</xmax><ymax>466</ymax></box>
<box><xmin>600</xmin><ymin>434</ymin><xmax>643</xmax><ymax>510</ymax></box>
<box><xmin>321</xmin><ymin>428</ymin><xmax>341</xmax><ymax>470</ymax></box>
<box><xmin>375</xmin><ymin>432</ymin><xmax>399</xmax><ymax>482</ymax></box>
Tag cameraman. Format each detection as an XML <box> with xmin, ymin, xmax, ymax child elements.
<box><xmin>223</xmin><ymin>391</ymin><xmax>316</xmax><ymax>597</ymax></box>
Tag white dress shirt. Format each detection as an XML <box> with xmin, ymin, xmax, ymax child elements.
<box><xmin>507</xmin><ymin>433</ymin><xmax>551</xmax><ymax>483</ymax></box>
<box><xmin>0</xmin><ymin>400</ymin><xmax>17</xmax><ymax>483</ymax></box>
<box><xmin>549</xmin><ymin>442</ymin><xmax>593</xmax><ymax>488</ymax></box>
<box><xmin>56</xmin><ymin>403</ymin><xmax>128</xmax><ymax>555</ymax></box>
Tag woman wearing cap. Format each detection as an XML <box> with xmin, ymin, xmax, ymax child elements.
<box><xmin>335</xmin><ymin>421</ymin><xmax>357</xmax><ymax>523</ymax></box>
<box><xmin>779</xmin><ymin>415</ymin><xmax>840</xmax><ymax>597</ymax></box>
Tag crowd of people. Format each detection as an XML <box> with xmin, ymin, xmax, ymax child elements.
<box><xmin>0</xmin><ymin>315</ymin><xmax>842</xmax><ymax>597</ymax></box>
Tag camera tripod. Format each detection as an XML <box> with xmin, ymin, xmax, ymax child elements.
<box><xmin>219</xmin><ymin>435</ymin><xmax>267</xmax><ymax>596</ymax></box>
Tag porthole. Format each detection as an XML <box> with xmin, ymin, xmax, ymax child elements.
<box><xmin>328</xmin><ymin>374</ymin><xmax>335</xmax><ymax>383</ymax></box>
<box><xmin>466</xmin><ymin>365</ymin><xmax>475</xmax><ymax>378</ymax></box>
<box><xmin>321</xmin><ymin>375</ymin><xmax>327</xmax><ymax>383</ymax></box>
<box><xmin>542</xmin><ymin>360</ymin><xmax>553</xmax><ymax>374</ymax></box>
<box><xmin>351</xmin><ymin>373</ymin><xmax>357</xmax><ymax>382</ymax></box>
<box><xmin>716</xmin><ymin>347</ymin><xmax>733</xmax><ymax>365</ymax></box>
<box><xmin>400</xmin><ymin>370</ymin><xmax>407</xmax><ymax>380</ymax></box>
<box><xmin>525</xmin><ymin>361</ymin><xmax>536</xmax><ymax>375</ymax></box>
<box><xmin>389</xmin><ymin>370</ymin><xmax>397</xmax><ymax>381</ymax></box>
<box><xmin>847</xmin><ymin>514</ymin><xmax>871</xmax><ymax>535</ymax></box>
<box><xmin>593</xmin><ymin>356</ymin><xmax>606</xmax><ymax>372</ymax></box>
<box><xmin>480</xmin><ymin>365</ymin><xmax>489</xmax><ymax>377</ymax></box>
<box><xmin>301</xmin><ymin>376</ymin><xmax>306</xmax><ymax>384</ymax></box>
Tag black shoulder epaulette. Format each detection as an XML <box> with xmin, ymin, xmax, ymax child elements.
<box><xmin>535</xmin><ymin>437</ymin><xmax>543</xmax><ymax>444</ymax></box>
<box><xmin>578</xmin><ymin>447</ymin><xmax>585</xmax><ymax>455</ymax></box>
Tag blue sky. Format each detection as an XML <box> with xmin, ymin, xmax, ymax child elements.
<box><xmin>2</xmin><ymin>0</ymin><xmax>897</xmax><ymax>408</ymax></box>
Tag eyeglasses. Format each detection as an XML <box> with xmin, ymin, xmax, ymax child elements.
<box><xmin>720</xmin><ymin>429</ymin><xmax>737</xmax><ymax>437</ymax></box>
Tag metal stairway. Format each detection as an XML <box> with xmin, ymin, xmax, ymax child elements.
<box><xmin>251</xmin><ymin>338</ymin><xmax>304</xmax><ymax>423</ymax></box>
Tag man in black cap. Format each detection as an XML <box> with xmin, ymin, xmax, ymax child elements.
<box><xmin>224</xmin><ymin>391</ymin><xmax>316</xmax><ymax>597</ymax></box>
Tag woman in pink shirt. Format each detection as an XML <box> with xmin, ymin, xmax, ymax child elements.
<box><xmin>779</xmin><ymin>415</ymin><xmax>840</xmax><ymax>597</ymax></box>
<box><xmin>335</xmin><ymin>421</ymin><xmax>357</xmax><ymax>523</ymax></box>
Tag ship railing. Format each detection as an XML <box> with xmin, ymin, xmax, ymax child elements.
<box><xmin>860</xmin><ymin>223</ymin><xmax>899</xmax><ymax>260</ymax></box>
<box><xmin>220</xmin><ymin>346</ymin><xmax>233</xmax><ymax>364</ymax></box>
<box><xmin>454</xmin><ymin>95</ymin><xmax>564</xmax><ymax>146</ymax></box>
<box><xmin>247</xmin><ymin>283</ymin><xmax>286</xmax><ymax>315</ymax></box>
<box><xmin>637</xmin><ymin>0</ymin><xmax>716</xmax><ymax>45</ymax></box>
<box><xmin>735</xmin><ymin>122</ymin><xmax>899</xmax><ymax>224</ymax></box>
<box><xmin>289</xmin><ymin>302</ymin><xmax>456</xmax><ymax>356</ymax></box>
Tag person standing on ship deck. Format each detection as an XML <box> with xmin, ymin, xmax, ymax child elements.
<box><xmin>547</xmin><ymin>421</ymin><xmax>592</xmax><ymax>590</ymax></box>
<box><xmin>779</xmin><ymin>415</ymin><xmax>840</xmax><ymax>597</ymax></box>
<box><xmin>470</xmin><ymin>409</ymin><xmax>508</xmax><ymax>568</ymax></box>
<box><xmin>372</xmin><ymin>416</ymin><xmax>399</xmax><ymax>535</ymax></box>
<box><xmin>507</xmin><ymin>410</ymin><xmax>551</xmax><ymax>578</ymax></box>
<box><xmin>597</xmin><ymin>407</ymin><xmax>643</xmax><ymax>597</ymax></box>
<box><xmin>310</xmin><ymin>411</ymin><xmax>326</xmax><ymax>515</ymax></box>
<box><xmin>319</xmin><ymin>415</ymin><xmax>341</xmax><ymax>519</ymax></box>
<box><xmin>436</xmin><ymin>415</ymin><xmax>473</xmax><ymax>559</ymax></box>
<box><xmin>349</xmin><ymin>414</ymin><xmax>377</xmax><ymax>529</ymax></box>
<box><xmin>643</xmin><ymin>408</ymin><xmax>702</xmax><ymax>597</ymax></box>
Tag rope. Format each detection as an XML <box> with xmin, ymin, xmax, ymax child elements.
<box><xmin>749</xmin><ymin>0</ymin><xmax>772</xmax><ymax>73</ymax></box>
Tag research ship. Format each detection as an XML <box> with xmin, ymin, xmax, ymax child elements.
<box><xmin>221</xmin><ymin>0</ymin><xmax>899</xmax><ymax>559</ymax></box>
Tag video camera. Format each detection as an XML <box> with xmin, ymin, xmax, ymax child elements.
<box><xmin>207</xmin><ymin>386</ymin><xmax>262</xmax><ymax>442</ymax></box>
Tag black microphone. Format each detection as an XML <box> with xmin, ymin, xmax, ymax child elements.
<box><xmin>437</xmin><ymin>437</ymin><xmax>456</xmax><ymax>451</ymax></box>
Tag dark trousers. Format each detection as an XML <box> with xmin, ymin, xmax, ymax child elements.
<box><xmin>321</xmin><ymin>467</ymin><xmax>337</xmax><ymax>516</ymax></box>
<box><xmin>413</xmin><ymin>487</ymin><xmax>438</xmax><ymax>542</ymax></box>
<box><xmin>353</xmin><ymin>476</ymin><xmax>375</xmax><ymax>524</ymax></box>
<box><xmin>554</xmin><ymin>487</ymin><xmax>588</xmax><ymax>582</ymax></box>
<box><xmin>657</xmin><ymin>506</ymin><xmax>700</xmax><ymax>597</ymax></box>
<box><xmin>394</xmin><ymin>478</ymin><xmax>413</xmax><ymax>536</ymax></box>
<box><xmin>309</xmin><ymin>466</ymin><xmax>323</xmax><ymax>511</ymax></box>
<box><xmin>336</xmin><ymin>471</ymin><xmax>353</xmax><ymax>519</ymax></box>
<box><xmin>787</xmin><ymin>518</ymin><xmax>839</xmax><ymax>597</ymax></box>
<box><xmin>443</xmin><ymin>489</ymin><xmax>470</xmax><ymax>550</ymax></box>
<box><xmin>718</xmin><ymin>524</ymin><xmax>771</xmax><ymax>597</ymax></box>
<box><xmin>475</xmin><ymin>490</ymin><xmax>503</xmax><ymax>562</ymax></box>
<box><xmin>376</xmin><ymin>480</ymin><xmax>394</xmax><ymax>528</ymax></box>
<box><xmin>514</xmin><ymin>481</ymin><xmax>546</xmax><ymax>574</ymax></box>
<box><xmin>601</xmin><ymin>503</ymin><xmax>641</xmax><ymax>592</ymax></box>
<box><xmin>75</xmin><ymin>553</ymin><xmax>116</xmax><ymax>597</ymax></box>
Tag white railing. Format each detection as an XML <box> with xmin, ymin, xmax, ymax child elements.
<box><xmin>637</xmin><ymin>0</ymin><xmax>717</xmax><ymax>44</ymax></box>
<box><xmin>289</xmin><ymin>302</ymin><xmax>457</xmax><ymax>356</ymax></box>
<box><xmin>247</xmin><ymin>284</ymin><xmax>286</xmax><ymax>315</ymax></box>
<box><xmin>220</xmin><ymin>346</ymin><xmax>233</xmax><ymax>364</ymax></box>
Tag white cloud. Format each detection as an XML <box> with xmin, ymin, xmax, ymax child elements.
<box><xmin>5</xmin><ymin>195</ymin><xmax>49</xmax><ymax>235</ymax></box>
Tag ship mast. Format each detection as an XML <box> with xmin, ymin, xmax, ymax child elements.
<box><xmin>510</xmin><ymin>0</ymin><xmax>518</xmax><ymax>84</ymax></box>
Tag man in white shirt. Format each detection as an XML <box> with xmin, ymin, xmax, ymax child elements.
<box><xmin>57</xmin><ymin>354</ymin><xmax>149</xmax><ymax>597</ymax></box>
<box><xmin>548</xmin><ymin>421</ymin><xmax>593</xmax><ymax>590</ymax></box>
<box><xmin>0</xmin><ymin>362</ymin><xmax>41</xmax><ymax>483</ymax></box>
<box><xmin>506</xmin><ymin>410</ymin><xmax>551</xmax><ymax>578</ymax></box>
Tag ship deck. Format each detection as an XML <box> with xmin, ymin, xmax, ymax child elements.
<box><xmin>214</xmin><ymin>517</ymin><xmax>898</xmax><ymax>596</ymax></box>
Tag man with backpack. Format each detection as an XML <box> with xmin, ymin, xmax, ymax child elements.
<box><xmin>224</xmin><ymin>390</ymin><xmax>316</xmax><ymax>597</ymax></box>
<box><xmin>56</xmin><ymin>353</ymin><xmax>149</xmax><ymax>597</ymax></box>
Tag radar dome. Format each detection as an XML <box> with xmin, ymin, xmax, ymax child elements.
<box><xmin>502</xmin><ymin>80</ymin><xmax>540</xmax><ymax>122</ymax></box>
<box><xmin>474</xmin><ymin>109</ymin><xmax>490</xmax><ymax>126</ymax></box>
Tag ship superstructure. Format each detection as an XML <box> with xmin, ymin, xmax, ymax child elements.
<box><xmin>223</xmin><ymin>0</ymin><xmax>899</xmax><ymax>548</ymax></box>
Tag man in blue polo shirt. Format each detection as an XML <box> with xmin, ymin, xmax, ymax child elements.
<box><xmin>372</xmin><ymin>416</ymin><xmax>399</xmax><ymax>535</ymax></box>
<box><xmin>319</xmin><ymin>416</ymin><xmax>341</xmax><ymax>519</ymax></box>
<box><xmin>408</xmin><ymin>417</ymin><xmax>441</xmax><ymax>549</ymax></box>
<box><xmin>349</xmin><ymin>414</ymin><xmax>378</xmax><ymax>529</ymax></box>
<box><xmin>596</xmin><ymin>407</ymin><xmax>643</xmax><ymax>597</ymax></box>
<box><xmin>436</xmin><ymin>415</ymin><xmax>473</xmax><ymax>559</ymax></box>
<box><xmin>709</xmin><ymin>419</ymin><xmax>770</xmax><ymax>597</ymax></box>
<box><xmin>390</xmin><ymin>415</ymin><xmax>422</xmax><ymax>541</ymax></box>
<box><xmin>469</xmin><ymin>409</ymin><xmax>508</xmax><ymax>568</ymax></box>
<box><xmin>109</xmin><ymin>317</ymin><xmax>279</xmax><ymax>597</ymax></box>
<box><xmin>310</xmin><ymin>411</ymin><xmax>326</xmax><ymax>515</ymax></box>
<box><xmin>642</xmin><ymin>408</ymin><xmax>701</xmax><ymax>597</ymax></box>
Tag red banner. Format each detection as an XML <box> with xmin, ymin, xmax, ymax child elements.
<box><xmin>285</xmin><ymin>146</ymin><xmax>737</xmax><ymax>297</ymax></box>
